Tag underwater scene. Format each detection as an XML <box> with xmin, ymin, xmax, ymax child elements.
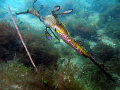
<box><xmin>0</xmin><ymin>0</ymin><xmax>120</xmax><ymax>89</ymax></box>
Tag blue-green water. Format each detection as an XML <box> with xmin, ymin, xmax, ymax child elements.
<box><xmin>0</xmin><ymin>0</ymin><xmax>120</xmax><ymax>89</ymax></box>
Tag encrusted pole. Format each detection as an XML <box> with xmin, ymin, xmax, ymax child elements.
<box><xmin>8</xmin><ymin>5</ymin><xmax>38</xmax><ymax>73</ymax></box>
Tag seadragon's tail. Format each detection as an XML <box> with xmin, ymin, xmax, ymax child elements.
<box><xmin>58</xmin><ymin>33</ymin><xmax>115</xmax><ymax>82</ymax></box>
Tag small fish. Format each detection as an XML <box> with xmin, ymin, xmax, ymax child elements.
<box><xmin>62</xmin><ymin>9</ymin><xmax>73</xmax><ymax>14</ymax></box>
<box><xmin>53</xmin><ymin>6</ymin><xmax>60</xmax><ymax>11</ymax></box>
<box><xmin>45</xmin><ymin>30</ymin><xmax>52</xmax><ymax>40</ymax></box>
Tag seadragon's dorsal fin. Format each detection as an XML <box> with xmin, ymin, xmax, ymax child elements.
<box><xmin>60</xmin><ymin>22</ymin><xmax>70</xmax><ymax>36</ymax></box>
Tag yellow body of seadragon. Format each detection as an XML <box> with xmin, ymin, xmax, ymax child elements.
<box><xmin>43</xmin><ymin>15</ymin><xmax>91</xmax><ymax>58</ymax></box>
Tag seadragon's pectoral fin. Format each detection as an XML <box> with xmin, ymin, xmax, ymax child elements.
<box><xmin>49</xmin><ymin>28</ymin><xmax>60</xmax><ymax>41</ymax></box>
<box><xmin>45</xmin><ymin>27</ymin><xmax>52</xmax><ymax>40</ymax></box>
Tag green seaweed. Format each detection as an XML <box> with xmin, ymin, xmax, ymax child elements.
<box><xmin>104</xmin><ymin>21</ymin><xmax>120</xmax><ymax>39</ymax></box>
<box><xmin>97</xmin><ymin>4</ymin><xmax>120</xmax><ymax>28</ymax></box>
<box><xmin>0</xmin><ymin>56</ymin><xmax>85</xmax><ymax>90</ymax></box>
<box><xmin>0</xmin><ymin>20</ymin><xmax>60</xmax><ymax>67</ymax></box>
<box><xmin>92</xmin><ymin>42</ymin><xmax>119</xmax><ymax>62</ymax></box>
<box><xmin>79</xmin><ymin>61</ymin><xmax>116</xmax><ymax>90</ymax></box>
